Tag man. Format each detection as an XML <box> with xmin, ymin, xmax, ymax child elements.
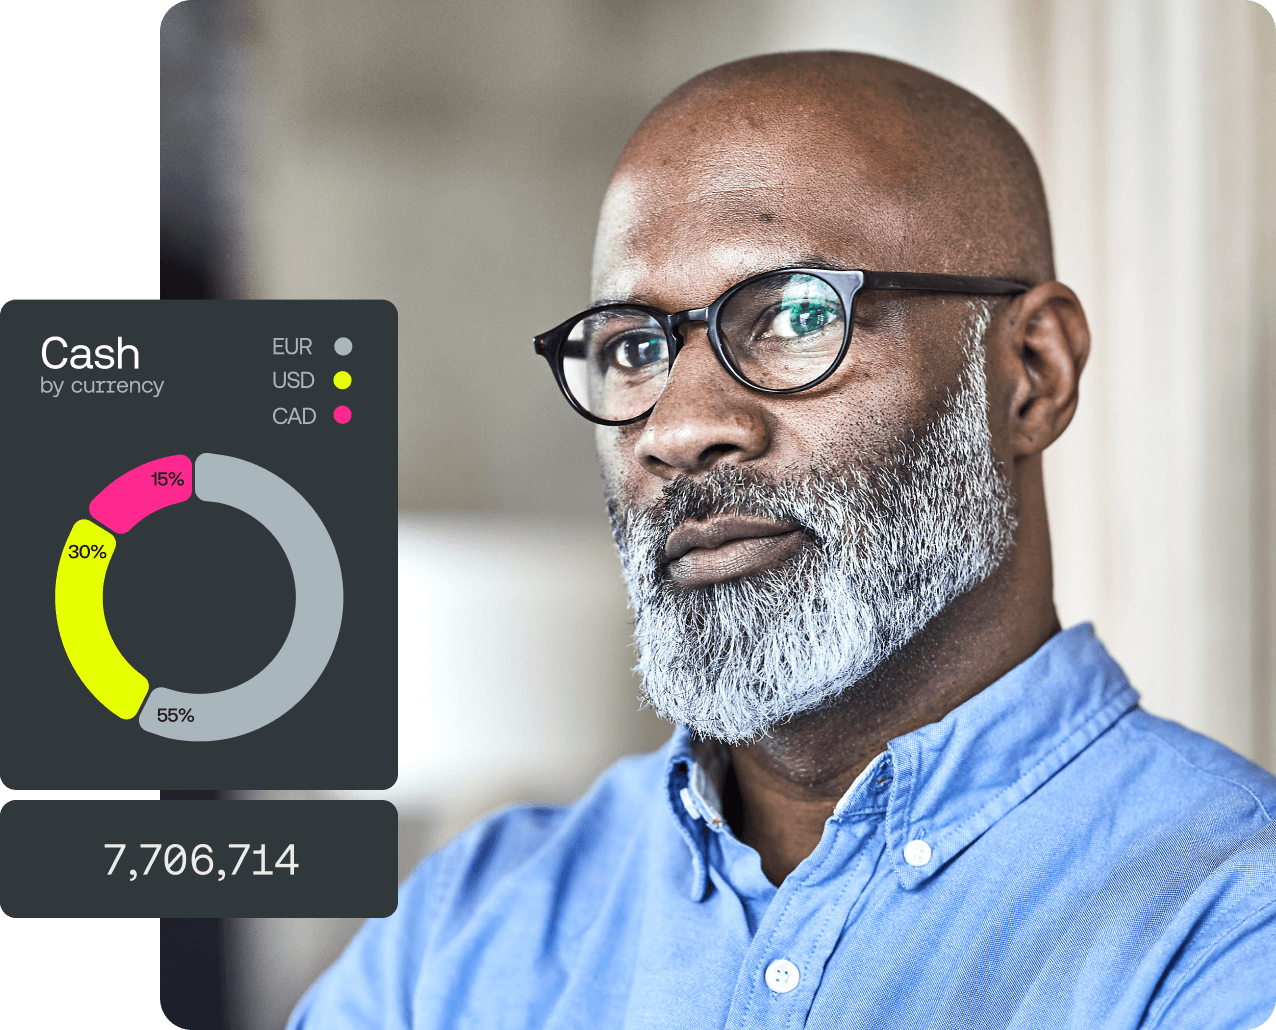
<box><xmin>291</xmin><ymin>52</ymin><xmax>1275</xmax><ymax>1029</ymax></box>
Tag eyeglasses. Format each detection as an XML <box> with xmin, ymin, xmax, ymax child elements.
<box><xmin>533</xmin><ymin>267</ymin><xmax>1029</xmax><ymax>425</ymax></box>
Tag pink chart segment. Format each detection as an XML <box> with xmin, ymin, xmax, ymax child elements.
<box><xmin>88</xmin><ymin>454</ymin><xmax>193</xmax><ymax>533</ymax></box>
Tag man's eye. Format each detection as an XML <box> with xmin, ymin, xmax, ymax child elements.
<box><xmin>606</xmin><ymin>333</ymin><xmax>665</xmax><ymax>370</ymax></box>
<box><xmin>766</xmin><ymin>301</ymin><xmax>838</xmax><ymax>339</ymax></box>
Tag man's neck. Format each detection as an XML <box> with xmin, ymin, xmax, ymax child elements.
<box><xmin>722</xmin><ymin>548</ymin><xmax>1060</xmax><ymax>885</ymax></box>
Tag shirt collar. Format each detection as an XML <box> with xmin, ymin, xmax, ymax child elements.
<box><xmin>664</xmin><ymin>624</ymin><xmax>1140</xmax><ymax>897</ymax></box>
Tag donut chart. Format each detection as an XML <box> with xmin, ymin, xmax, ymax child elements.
<box><xmin>54</xmin><ymin>453</ymin><xmax>344</xmax><ymax>742</ymax></box>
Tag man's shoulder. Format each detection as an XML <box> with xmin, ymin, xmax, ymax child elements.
<box><xmin>1108</xmin><ymin>706</ymin><xmax>1276</xmax><ymax>825</ymax></box>
<box><xmin>1096</xmin><ymin>713</ymin><xmax>1276</xmax><ymax>1027</ymax></box>
<box><xmin>444</xmin><ymin>742</ymin><xmax>671</xmax><ymax>854</ymax></box>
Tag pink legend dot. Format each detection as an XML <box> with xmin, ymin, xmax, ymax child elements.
<box><xmin>333</xmin><ymin>405</ymin><xmax>352</xmax><ymax>424</ymax></box>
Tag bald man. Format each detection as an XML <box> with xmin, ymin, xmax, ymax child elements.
<box><xmin>291</xmin><ymin>53</ymin><xmax>1276</xmax><ymax>1030</ymax></box>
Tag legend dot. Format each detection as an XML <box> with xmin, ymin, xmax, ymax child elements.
<box><xmin>334</xmin><ymin>337</ymin><xmax>352</xmax><ymax>356</ymax></box>
<box><xmin>333</xmin><ymin>405</ymin><xmax>352</xmax><ymax>424</ymax></box>
<box><xmin>333</xmin><ymin>371</ymin><xmax>352</xmax><ymax>390</ymax></box>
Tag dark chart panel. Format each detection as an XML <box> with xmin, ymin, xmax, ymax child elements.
<box><xmin>0</xmin><ymin>300</ymin><xmax>397</xmax><ymax>788</ymax></box>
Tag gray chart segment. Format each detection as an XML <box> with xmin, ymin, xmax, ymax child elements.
<box><xmin>138</xmin><ymin>453</ymin><xmax>344</xmax><ymax>741</ymax></box>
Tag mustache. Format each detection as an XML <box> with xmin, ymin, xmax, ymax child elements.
<box><xmin>608</xmin><ymin>464</ymin><xmax>838</xmax><ymax>542</ymax></box>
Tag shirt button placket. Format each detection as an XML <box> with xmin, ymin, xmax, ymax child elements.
<box><xmin>724</xmin><ymin>814</ymin><xmax>887</xmax><ymax>1029</ymax></box>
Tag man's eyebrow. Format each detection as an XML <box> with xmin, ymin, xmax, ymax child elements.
<box><xmin>791</xmin><ymin>255</ymin><xmax>848</xmax><ymax>271</ymax></box>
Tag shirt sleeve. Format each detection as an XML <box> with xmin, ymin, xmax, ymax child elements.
<box><xmin>286</xmin><ymin>852</ymin><xmax>448</xmax><ymax>1030</ymax></box>
<box><xmin>285</xmin><ymin>803</ymin><xmax>571</xmax><ymax>1029</ymax></box>
<box><xmin>1145</xmin><ymin>893</ymin><xmax>1276</xmax><ymax>1030</ymax></box>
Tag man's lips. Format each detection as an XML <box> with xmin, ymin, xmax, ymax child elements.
<box><xmin>664</xmin><ymin>515</ymin><xmax>805</xmax><ymax>587</ymax></box>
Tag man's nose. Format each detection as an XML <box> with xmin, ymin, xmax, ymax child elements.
<box><xmin>633</xmin><ymin>326</ymin><xmax>771</xmax><ymax>479</ymax></box>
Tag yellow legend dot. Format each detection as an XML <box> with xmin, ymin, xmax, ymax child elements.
<box><xmin>333</xmin><ymin>370</ymin><xmax>352</xmax><ymax>390</ymax></box>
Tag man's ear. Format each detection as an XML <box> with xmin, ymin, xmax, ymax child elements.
<box><xmin>999</xmin><ymin>281</ymin><xmax>1090</xmax><ymax>457</ymax></box>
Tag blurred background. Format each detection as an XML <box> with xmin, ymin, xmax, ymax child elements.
<box><xmin>160</xmin><ymin>1</ymin><xmax>1274</xmax><ymax>1026</ymax></box>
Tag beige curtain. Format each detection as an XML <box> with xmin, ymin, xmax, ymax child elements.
<box><xmin>769</xmin><ymin>0</ymin><xmax>1276</xmax><ymax>767</ymax></box>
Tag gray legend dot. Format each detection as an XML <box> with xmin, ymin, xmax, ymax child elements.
<box><xmin>334</xmin><ymin>337</ymin><xmax>352</xmax><ymax>356</ymax></box>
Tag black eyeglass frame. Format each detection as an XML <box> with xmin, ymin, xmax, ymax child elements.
<box><xmin>533</xmin><ymin>268</ymin><xmax>1030</xmax><ymax>426</ymax></box>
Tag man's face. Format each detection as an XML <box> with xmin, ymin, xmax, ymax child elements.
<box><xmin>593</xmin><ymin>106</ymin><xmax>1020</xmax><ymax>742</ymax></box>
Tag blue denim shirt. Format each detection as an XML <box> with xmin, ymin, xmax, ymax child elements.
<box><xmin>289</xmin><ymin>625</ymin><xmax>1276</xmax><ymax>1029</ymax></box>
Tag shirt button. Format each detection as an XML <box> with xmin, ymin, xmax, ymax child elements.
<box><xmin>903</xmin><ymin>839</ymin><xmax>932</xmax><ymax>866</ymax></box>
<box><xmin>764</xmin><ymin>958</ymin><xmax>800</xmax><ymax>994</ymax></box>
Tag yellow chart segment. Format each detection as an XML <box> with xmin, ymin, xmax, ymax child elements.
<box><xmin>54</xmin><ymin>520</ymin><xmax>149</xmax><ymax>719</ymax></box>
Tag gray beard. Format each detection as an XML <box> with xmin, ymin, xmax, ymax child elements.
<box><xmin>605</xmin><ymin>304</ymin><xmax>1017</xmax><ymax>744</ymax></box>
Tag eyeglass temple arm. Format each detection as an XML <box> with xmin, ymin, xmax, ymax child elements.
<box><xmin>862</xmin><ymin>271</ymin><xmax>1029</xmax><ymax>295</ymax></box>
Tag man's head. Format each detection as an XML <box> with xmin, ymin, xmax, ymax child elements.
<box><xmin>584</xmin><ymin>52</ymin><xmax>1089</xmax><ymax>742</ymax></box>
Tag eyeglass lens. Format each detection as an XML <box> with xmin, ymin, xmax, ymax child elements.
<box><xmin>561</xmin><ymin>308</ymin><xmax>670</xmax><ymax>422</ymax></box>
<box><xmin>718</xmin><ymin>272</ymin><xmax>845</xmax><ymax>390</ymax></box>
<box><xmin>558</xmin><ymin>271</ymin><xmax>847</xmax><ymax>422</ymax></box>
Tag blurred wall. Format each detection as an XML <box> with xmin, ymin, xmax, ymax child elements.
<box><xmin>160</xmin><ymin>1</ymin><xmax>1274</xmax><ymax>1027</ymax></box>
